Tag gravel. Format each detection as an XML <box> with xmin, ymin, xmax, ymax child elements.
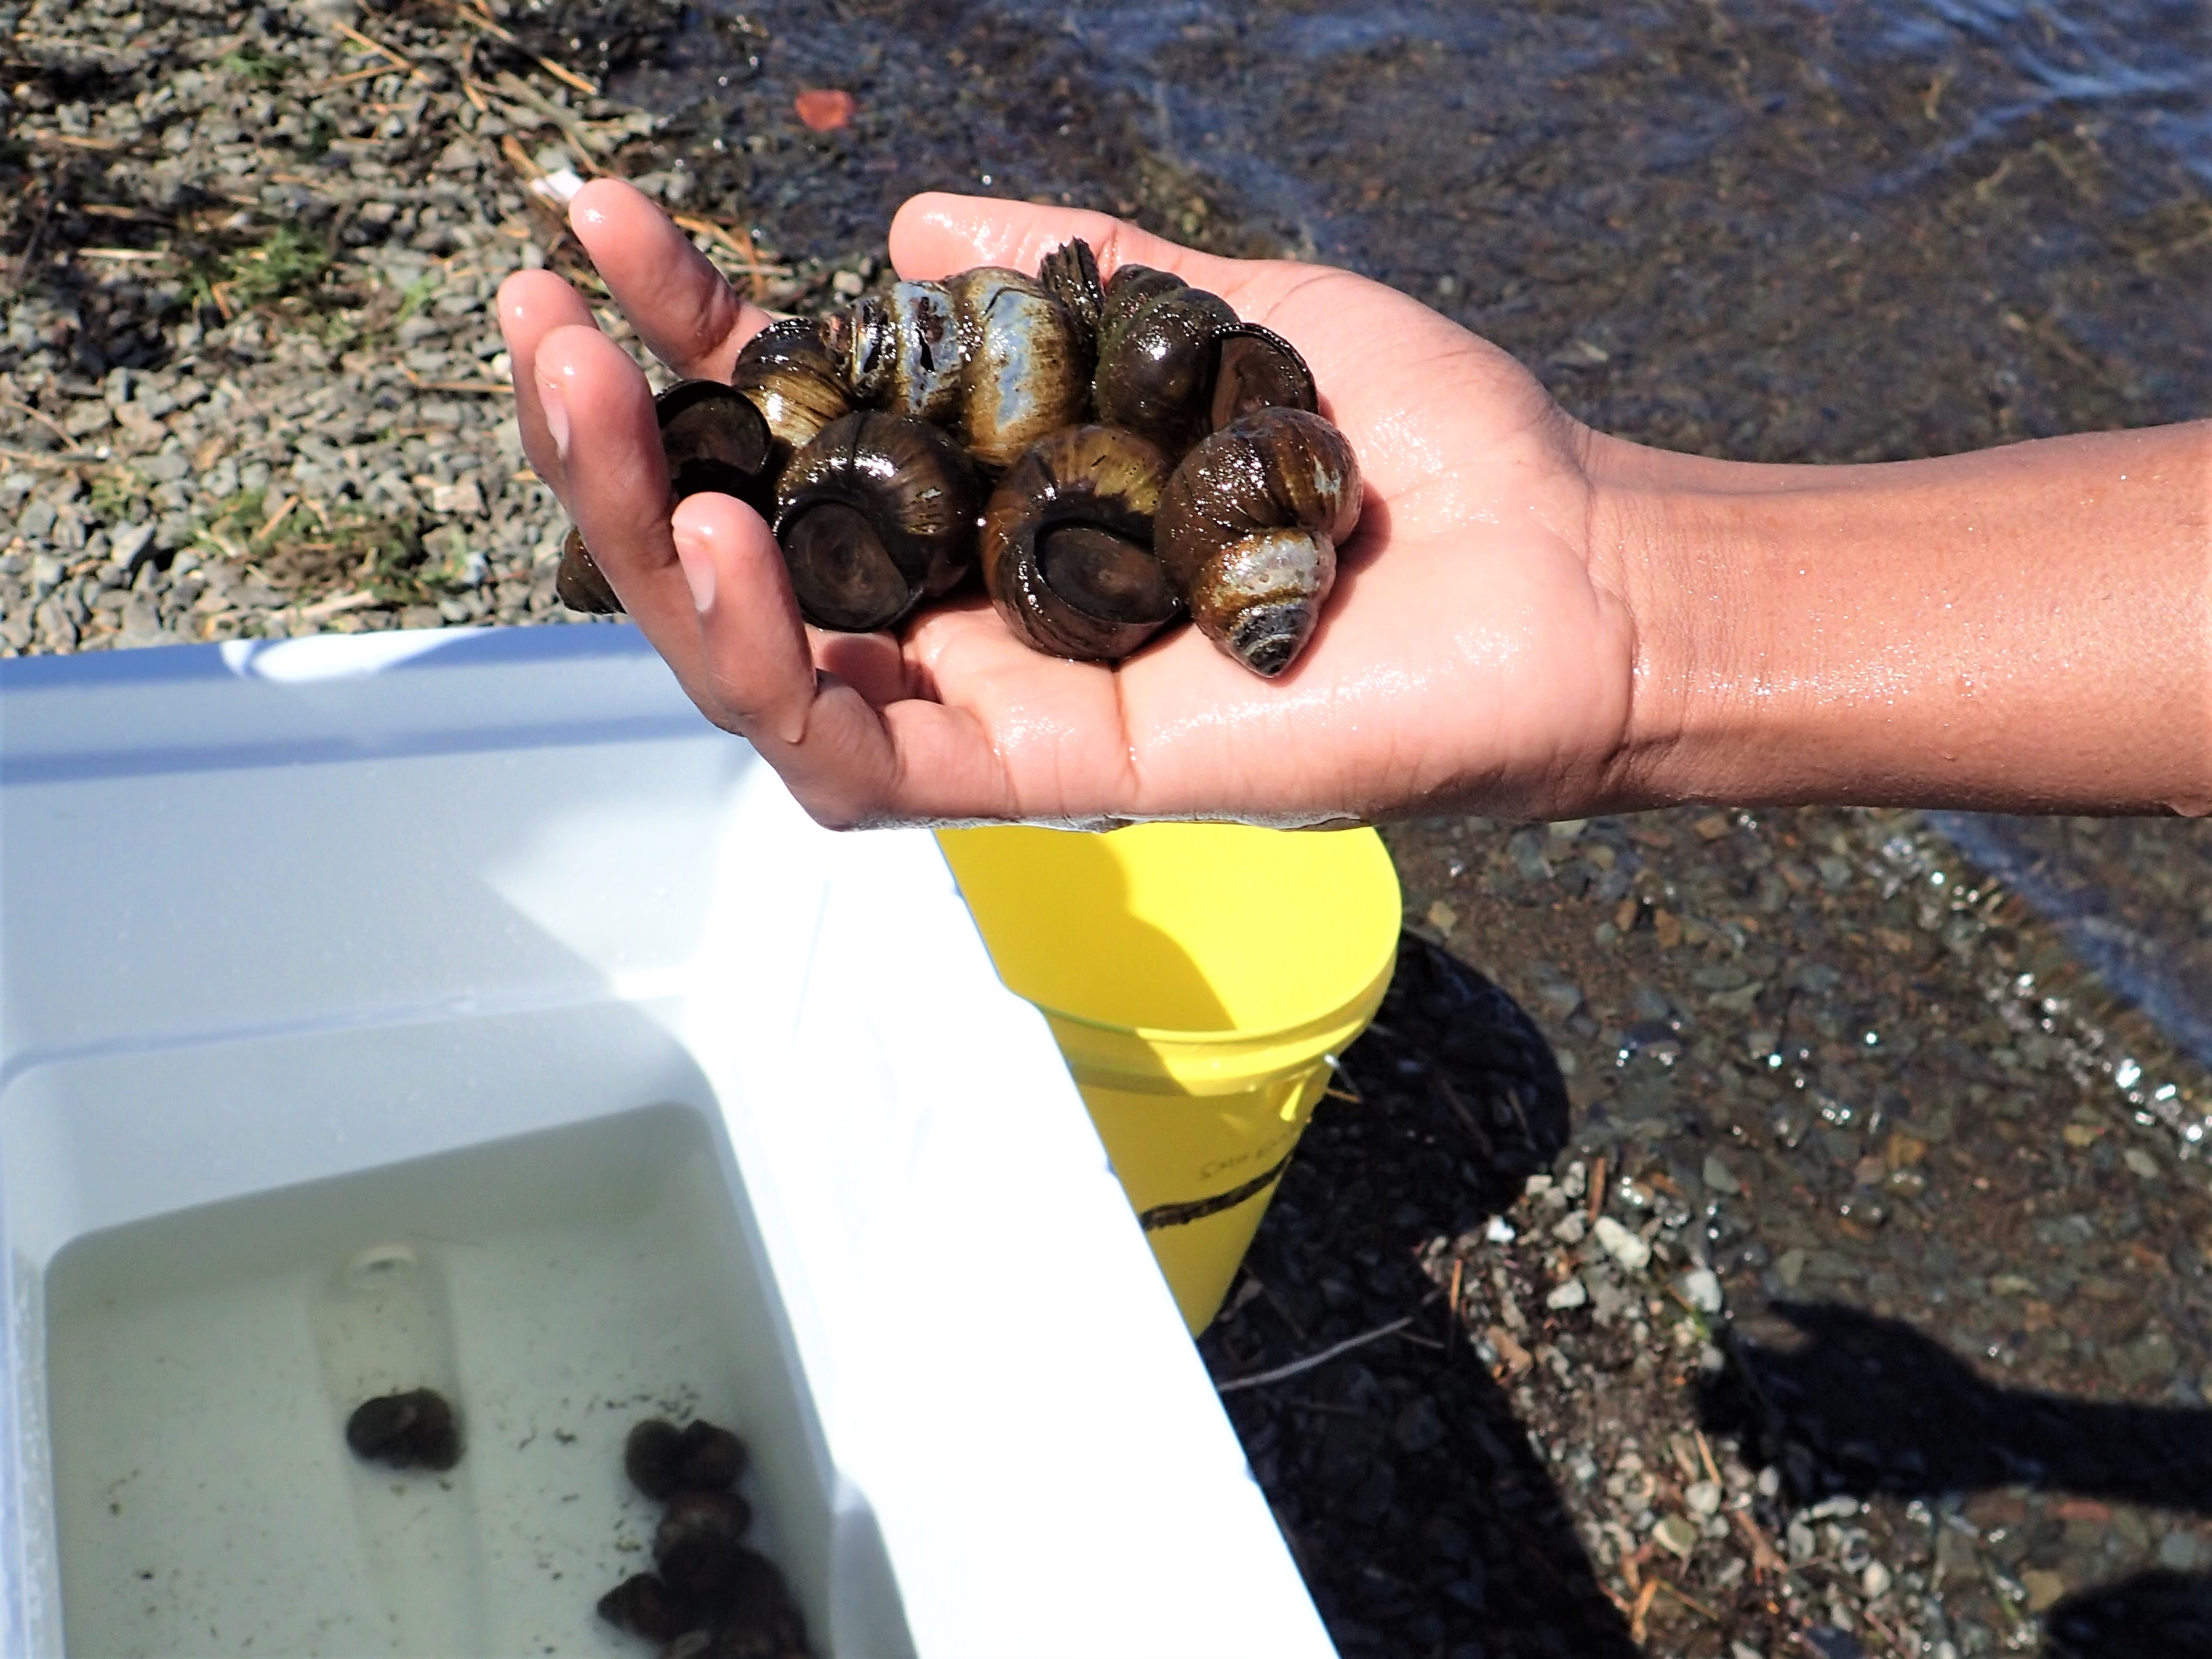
<box><xmin>12</xmin><ymin>5</ymin><xmax>2212</xmax><ymax>1658</ymax></box>
<box><xmin>1205</xmin><ymin>809</ymin><xmax>2212</xmax><ymax>1656</ymax></box>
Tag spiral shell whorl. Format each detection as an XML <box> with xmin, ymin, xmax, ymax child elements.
<box><xmin>730</xmin><ymin>317</ymin><xmax>853</xmax><ymax>478</ymax></box>
<box><xmin>772</xmin><ymin>411</ymin><xmax>981</xmax><ymax>632</ymax></box>
<box><xmin>1154</xmin><ymin>406</ymin><xmax>1362</xmax><ymax>678</ymax></box>
<box><xmin>981</xmin><ymin>425</ymin><xmax>1179</xmax><ymax>662</ymax></box>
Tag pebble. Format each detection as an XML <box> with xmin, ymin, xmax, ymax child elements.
<box><xmin>1591</xmin><ymin>1215</ymin><xmax>1651</xmax><ymax>1272</ymax></box>
<box><xmin>1678</xmin><ymin>1267</ymin><xmax>1724</xmax><ymax>1314</ymax></box>
<box><xmin>1545</xmin><ymin>1277</ymin><xmax>1589</xmax><ymax>1310</ymax></box>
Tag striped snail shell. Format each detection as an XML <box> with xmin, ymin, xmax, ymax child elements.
<box><xmin>827</xmin><ymin>271</ymin><xmax>1092</xmax><ymax>474</ymax></box>
<box><xmin>729</xmin><ymin>317</ymin><xmax>854</xmax><ymax>483</ymax></box>
<box><xmin>554</xmin><ymin>380</ymin><xmax>775</xmax><ymax>615</ymax></box>
<box><xmin>772</xmin><ymin>411</ymin><xmax>983</xmax><ymax>632</ymax></box>
<box><xmin>1091</xmin><ymin>263</ymin><xmax>1316</xmax><ymax>461</ymax></box>
<box><xmin>1154</xmin><ymin>406</ymin><xmax>1361</xmax><ymax>678</ymax></box>
<box><xmin>980</xmin><ymin>425</ymin><xmax>1180</xmax><ymax>663</ymax></box>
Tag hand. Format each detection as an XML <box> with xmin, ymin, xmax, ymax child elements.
<box><xmin>498</xmin><ymin>182</ymin><xmax>1639</xmax><ymax>829</ymax></box>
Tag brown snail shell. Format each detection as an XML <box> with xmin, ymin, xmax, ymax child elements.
<box><xmin>980</xmin><ymin>425</ymin><xmax>1180</xmax><ymax>662</ymax></box>
<box><xmin>344</xmin><ymin>1387</ymin><xmax>462</xmax><ymax>1472</ymax></box>
<box><xmin>1092</xmin><ymin>263</ymin><xmax>1316</xmax><ymax>460</ymax></box>
<box><xmin>555</xmin><ymin>382</ymin><xmax>777</xmax><ymax>616</ymax></box>
<box><xmin>730</xmin><ymin>318</ymin><xmax>853</xmax><ymax>482</ymax></box>
<box><xmin>828</xmin><ymin>271</ymin><xmax>1091</xmax><ymax>474</ymax></box>
<box><xmin>1154</xmin><ymin>406</ymin><xmax>1361</xmax><ymax>678</ymax></box>
<box><xmin>555</xmin><ymin>523</ymin><xmax>621</xmax><ymax>614</ymax></box>
<box><xmin>772</xmin><ymin>410</ymin><xmax>983</xmax><ymax>632</ymax></box>
<box><xmin>657</xmin><ymin>379</ymin><xmax>777</xmax><ymax>514</ymax></box>
<box><xmin>1038</xmin><ymin>237</ymin><xmax>1104</xmax><ymax>355</ymax></box>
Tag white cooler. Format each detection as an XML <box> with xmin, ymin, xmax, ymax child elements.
<box><xmin>0</xmin><ymin>625</ymin><xmax>1334</xmax><ymax>1659</ymax></box>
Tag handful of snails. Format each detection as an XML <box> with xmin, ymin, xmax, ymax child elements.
<box><xmin>558</xmin><ymin>239</ymin><xmax>1362</xmax><ymax>678</ymax></box>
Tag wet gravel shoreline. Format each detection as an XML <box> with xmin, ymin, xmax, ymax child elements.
<box><xmin>8</xmin><ymin>3</ymin><xmax>2212</xmax><ymax>1656</ymax></box>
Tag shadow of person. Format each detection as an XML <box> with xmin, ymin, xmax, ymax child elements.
<box><xmin>2045</xmin><ymin>1568</ymin><xmax>2212</xmax><ymax>1658</ymax></box>
<box><xmin>1697</xmin><ymin>1300</ymin><xmax>2212</xmax><ymax>1510</ymax></box>
<box><xmin>1199</xmin><ymin>935</ymin><xmax>1634</xmax><ymax>1658</ymax></box>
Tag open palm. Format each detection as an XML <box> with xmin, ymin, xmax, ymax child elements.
<box><xmin>499</xmin><ymin>186</ymin><xmax>1636</xmax><ymax>828</ymax></box>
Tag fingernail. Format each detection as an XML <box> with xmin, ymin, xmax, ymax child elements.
<box><xmin>535</xmin><ymin>372</ymin><xmax>570</xmax><ymax>460</ymax></box>
<box><xmin>671</xmin><ymin>524</ymin><xmax>715</xmax><ymax>614</ymax></box>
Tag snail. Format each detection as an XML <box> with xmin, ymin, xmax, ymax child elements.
<box><xmin>626</xmin><ymin>1417</ymin><xmax>749</xmax><ymax>1500</ymax></box>
<box><xmin>825</xmin><ymin>270</ymin><xmax>1091</xmax><ymax>474</ymax></box>
<box><xmin>554</xmin><ymin>381</ymin><xmax>777</xmax><ymax>616</ymax></box>
<box><xmin>344</xmin><ymin>1387</ymin><xmax>462</xmax><ymax>1472</ymax></box>
<box><xmin>600</xmin><ymin>1413</ymin><xmax>812</xmax><ymax>1658</ymax></box>
<box><xmin>729</xmin><ymin>318</ymin><xmax>853</xmax><ymax>481</ymax></box>
<box><xmin>555</xmin><ymin>524</ymin><xmax>621</xmax><ymax>615</ymax></box>
<box><xmin>655</xmin><ymin>1488</ymin><xmax>754</xmax><ymax>1604</ymax></box>
<box><xmin>597</xmin><ymin>1573</ymin><xmax>690</xmax><ymax>1645</ymax></box>
<box><xmin>979</xmin><ymin>424</ymin><xmax>1180</xmax><ymax>662</ymax></box>
<box><xmin>772</xmin><ymin>410</ymin><xmax>983</xmax><ymax>632</ymax></box>
<box><xmin>1153</xmin><ymin>406</ymin><xmax>1362</xmax><ymax>678</ymax></box>
<box><xmin>1079</xmin><ymin>259</ymin><xmax>1316</xmax><ymax>460</ymax></box>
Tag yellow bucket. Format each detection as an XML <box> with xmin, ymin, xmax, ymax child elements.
<box><xmin>936</xmin><ymin>822</ymin><xmax>1401</xmax><ymax>1332</ymax></box>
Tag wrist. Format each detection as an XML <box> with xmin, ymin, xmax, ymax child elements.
<box><xmin>1587</xmin><ymin>423</ymin><xmax>2212</xmax><ymax>816</ymax></box>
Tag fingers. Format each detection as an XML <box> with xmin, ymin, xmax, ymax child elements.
<box><xmin>531</xmin><ymin>322</ymin><xmax>678</xmax><ymax>622</ymax></box>
<box><xmin>497</xmin><ymin>270</ymin><xmax>597</xmax><ymax>492</ymax></box>
<box><xmin>889</xmin><ymin>192</ymin><xmax>1263</xmax><ymax>304</ymax></box>
<box><xmin>666</xmin><ymin>493</ymin><xmax>1016</xmax><ymax>827</ymax></box>
<box><xmin>568</xmin><ymin>177</ymin><xmax>772</xmax><ymax>382</ymax></box>
<box><xmin>664</xmin><ymin>492</ymin><xmax>816</xmax><ymax>745</ymax></box>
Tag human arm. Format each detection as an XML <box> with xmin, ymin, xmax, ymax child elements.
<box><xmin>497</xmin><ymin>183</ymin><xmax>2212</xmax><ymax>829</ymax></box>
<box><xmin>1594</xmin><ymin>423</ymin><xmax>2212</xmax><ymax>817</ymax></box>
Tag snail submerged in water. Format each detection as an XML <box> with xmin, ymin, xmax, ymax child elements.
<box><xmin>597</xmin><ymin>1415</ymin><xmax>812</xmax><ymax>1659</ymax></box>
<box><xmin>344</xmin><ymin>1387</ymin><xmax>462</xmax><ymax>1472</ymax></box>
<box><xmin>554</xmin><ymin>235</ymin><xmax>1357</xmax><ymax>678</ymax></box>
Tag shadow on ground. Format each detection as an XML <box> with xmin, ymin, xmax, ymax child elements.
<box><xmin>1199</xmin><ymin>936</ymin><xmax>1638</xmax><ymax>1659</ymax></box>
<box><xmin>1703</xmin><ymin>1301</ymin><xmax>2212</xmax><ymax>1656</ymax></box>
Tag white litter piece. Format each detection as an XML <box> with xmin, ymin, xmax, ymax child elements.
<box><xmin>0</xmin><ymin>625</ymin><xmax>1334</xmax><ymax>1658</ymax></box>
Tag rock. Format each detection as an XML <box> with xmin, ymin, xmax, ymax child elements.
<box><xmin>2157</xmin><ymin>1529</ymin><xmax>2202</xmax><ymax>1571</ymax></box>
<box><xmin>1701</xmin><ymin>1153</ymin><xmax>1741</xmax><ymax>1194</ymax></box>
<box><xmin>1545</xmin><ymin>1277</ymin><xmax>1587</xmax><ymax>1311</ymax></box>
<box><xmin>1591</xmin><ymin>1216</ymin><xmax>1651</xmax><ymax>1272</ymax></box>
<box><xmin>1652</xmin><ymin>1513</ymin><xmax>1697</xmax><ymax>1559</ymax></box>
<box><xmin>1679</xmin><ymin>1268</ymin><xmax>1724</xmax><ymax>1314</ymax></box>
<box><xmin>2020</xmin><ymin>1567</ymin><xmax>2067</xmax><ymax>1613</ymax></box>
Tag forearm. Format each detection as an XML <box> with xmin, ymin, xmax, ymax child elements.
<box><xmin>1591</xmin><ymin>421</ymin><xmax>2212</xmax><ymax>816</ymax></box>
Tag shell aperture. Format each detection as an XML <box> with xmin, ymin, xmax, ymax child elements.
<box><xmin>772</xmin><ymin>410</ymin><xmax>982</xmax><ymax>633</ymax></box>
<box><xmin>980</xmin><ymin>423</ymin><xmax>1179</xmax><ymax>662</ymax></box>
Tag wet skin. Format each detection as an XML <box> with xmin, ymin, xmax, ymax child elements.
<box><xmin>499</xmin><ymin>181</ymin><xmax>2211</xmax><ymax>831</ymax></box>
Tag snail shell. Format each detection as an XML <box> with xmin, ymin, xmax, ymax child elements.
<box><xmin>730</xmin><ymin>317</ymin><xmax>853</xmax><ymax>481</ymax></box>
<box><xmin>1093</xmin><ymin>265</ymin><xmax>1316</xmax><ymax>460</ymax></box>
<box><xmin>554</xmin><ymin>381</ymin><xmax>777</xmax><ymax>616</ymax></box>
<box><xmin>1154</xmin><ymin>406</ymin><xmax>1361</xmax><ymax>678</ymax></box>
<box><xmin>1038</xmin><ymin>237</ymin><xmax>1104</xmax><ymax>353</ymax></box>
<box><xmin>655</xmin><ymin>379</ymin><xmax>777</xmax><ymax>514</ymax></box>
<box><xmin>555</xmin><ymin>522</ymin><xmax>621</xmax><ymax>614</ymax></box>
<box><xmin>980</xmin><ymin>425</ymin><xmax>1180</xmax><ymax>663</ymax></box>
<box><xmin>773</xmin><ymin>410</ymin><xmax>983</xmax><ymax>632</ymax></box>
<box><xmin>830</xmin><ymin>271</ymin><xmax>1091</xmax><ymax>474</ymax></box>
